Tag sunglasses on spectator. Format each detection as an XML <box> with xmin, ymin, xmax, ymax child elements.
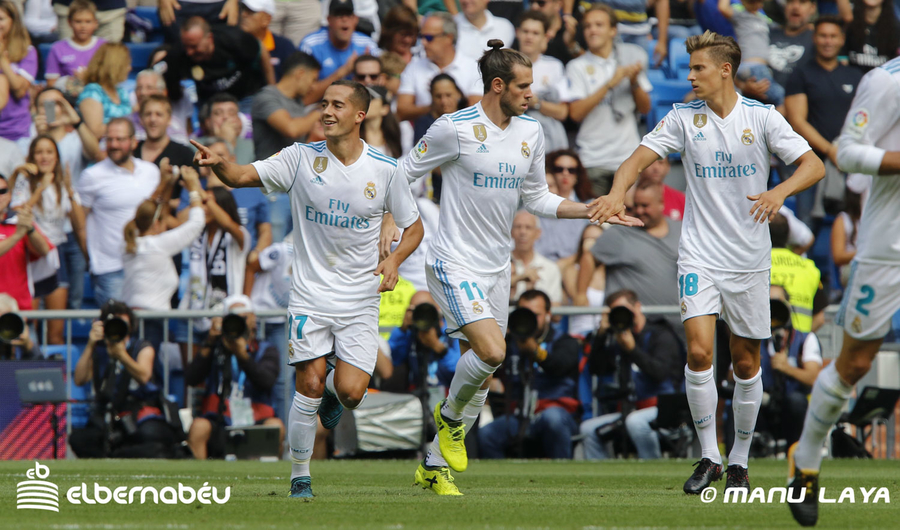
<box><xmin>552</xmin><ymin>166</ymin><xmax>578</xmax><ymax>174</ymax></box>
<box><xmin>356</xmin><ymin>73</ymin><xmax>381</xmax><ymax>81</ymax></box>
<box><xmin>421</xmin><ymin>33</ymin><xmax>445</xmax><ymax>42</ymax></box>
<box><xmin>0</xmin><ymin>188</ymin><xmax>8</xmax><ymax>195</ymax></box>
<box><xmin>533</xmin><ymin>0</ymin><xmax>549</xmax><ymax>6</ymax></box>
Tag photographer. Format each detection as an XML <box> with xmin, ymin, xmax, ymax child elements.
<box><xmin>185</xmin><ymin>295</ymin><xmax>283</xmax><ymax>459</ymax></box>
<box><xmin>579</xmin><ymin>289</ymin><xmax>682</xmax><ymax>460</ymax></box>
<box><xmin>70</xmin><ymin>300</ymin><xmax>179</xmax><ymax>458</ymax></box>
<box><xmin>387</xmin><ymin>291</ymin><xmax>461</xmax><ymax>392</ymax></box>
<box><xmin>0</xmin><ymin>294</ymin><xmax>41</xmax><ymax>360</ymax></box>
<box><xmin>478</xmin><ymin>290</ymin><xmax>581</xmax><ymax>459</ymax></box>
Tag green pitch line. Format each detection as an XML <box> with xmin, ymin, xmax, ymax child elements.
<box><xmin>2</xmin><ymin>459</ymin><xmax>898</xmax><ymax>529</ymax></box>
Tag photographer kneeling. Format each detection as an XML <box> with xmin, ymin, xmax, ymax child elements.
<box><xmin>71</xmin><ymin>300</ymin><xmax>180</xmax><ymax>458</ymax></box>
<box><xmin>185</xmin><ymin>295</ymin><xmax>283</xmax><ymax>459</ymax></box>
<box><xmin>478</xmin><ymin>290</ymin><xmax>581</xmax><ymax>459</ymax></box>
<box><xmin>580</xmin><ymin>290</ymin><xmax>682</xmax><ymax>460</ymax></box>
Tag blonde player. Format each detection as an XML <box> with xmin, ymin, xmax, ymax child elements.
<box><xmin>787</xmin><ymin>57</ymin><xmax>900</xmax><ymax>527</ymax></box>
<box><xmin>192</xmin><ymin>80</ymin><xmax>424</xmax><ymax>499</ymax></box>
<box><xmin>592</xmin><ymin>31</ymin><xmax>824</xmax><ymax>494</ymax></box>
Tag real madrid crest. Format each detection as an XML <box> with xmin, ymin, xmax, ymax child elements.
<box><xmin>313</xmin><ymin>156</ymin><xmax>328</xmax><ymax>173</ymax></box>
<box><xmin>741</xmin><ymin>128</ymin><xmax>755</xmax><ymax>145</ymax></box>
<box><xmin>364</xmin><ymin>181</ymin><xmax>376</xmax><ymax>200</ymax></box>
<box><xmin>680</xmin><ymin>301</ymin><xmax>687</xmax><ymax>316</ymax></box>
<box><xmin>473</xmin><ymin>124</ymin><xmax>487</xmax><ymax>142</ymax></box>
<box><xmin>586</xmin><ymin>65</ymin><xmax>595</xmax><ymax>75</ymax></box>
<box><xmin>852</xmin><ymin>316</ymin><xmax>862</xmax><ymax>334</ymax></box>
<box><xmin>472</xmin><ymin>301</ymin><xmax>484</xmax><ymax>315</ymax></box>
<box><xmin>191</xmin><ymin>65</ymin><xmax>204</xmax><ymax>81</ymax></box>
<box><xmin>521</xmin><ymin>141</ymin><xmax>531</xmax><ymax>159</ymax></box>
<box><xmin>693</xmin><ymin>114</ymin><xmax>707</xmax><ymax>128</ymax></box>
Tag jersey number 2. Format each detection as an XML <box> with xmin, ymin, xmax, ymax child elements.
<box><xmin>855</xmin><ymin>285</ymin><xmax>875</xmax><ymax>316</ymax></box>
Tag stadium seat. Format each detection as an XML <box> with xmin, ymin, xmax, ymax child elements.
<box><xmin>669</xmin><ymin>38</ymin><xmax>690</xmax><ymax>78</ymax></box>
<box><xmin>127</xmin><ymin>43</ymin><xmax>159</xmax><ymax>73</ymax></box>
<box><xmin>646</xmin><ymin>68</ymin><xmax>668</xmax><ymax>87</ymax></box>
<box><xmin>132</xmin><ymin>6</ymin><xmax>161</xmax><ymax>31</ymax></box>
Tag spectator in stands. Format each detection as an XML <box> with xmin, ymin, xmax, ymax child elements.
<box><xmin>52</xmin><ymin>0</ymin><xmax>125</xmax><ymax>43</ymax></box>
<box><xmin>122</xmin><ymin>167</ymin><xmax>205</xmax><ymax>311</ymax></box>
<box><xmin>587</xmin><ymin>0</ymin><xmax>670</xmax><ymax>65</ymax></box>
<box><xmin>579</xmin><ymin>180</ymin><xmax>681</xmax><ymax>329</ymax></box>
<box><xmin>718</xmin><ymin>0</ymin><xmax>786</xmax><ymax>108</ymax></box>
<box><xmin>515</xmin><ymin>11</ymin><xmax>570</xmax><ymax>151</ymax></box>
<box><xmin>579</xmin><ymin>289</ymin><xmax>683</xmax><ymax>459</ymax></box>
<box><xmin>454</xmin><ymin>0</ymin><xmax>515</xmax><ymax>65</ymax></box>
<box><xmin>768</xmin><ymin>0</ymin><xmax>816</xmax><ymax>91</ymax></box>
<box><xmin>785</xmin><ymin>16</ymin><xmax>862</xmax><ymax>223</ymax></box>
<box><xmin>299</xmin><ymin>0</ymin><xmax>380</xmax><ymax>103</ymax></box>
<box><xmin>568</xmin><ymin>4</ymin><xmax>652</xmax><ymax>196</ymax></box>
<box><xmin>158</xmin><ymin>0</ymin><xmax>240</xmax><ymax>42</ymax></box>
<box><xmin>24</xmin><ymin>0</ymin><xmax>58</xmax><ymax>46</ymax></box>
<box><xmin>534</xmin><ymin>150</ymin><xmax>592</xmax><ymax>262</ymax></box>
<box><xmin>480</xmin><ymin>290</ymin><xmax>581</xmax><ymax>459</ymax></box>
<box><xmin>388</xmin><ymin>290</ymin><xmax>461</xmax><ymax>392</ymax></box>
<box><xmin>396</xmin><ymin>12</ymin><xmax>481</xmax><ymax>123</ymax></box>
<box><xmin>377</xmin><ymin>4</ymin><xmax>418</xmax><ymax>66</ymax></box>
<box><xmin>842</xmin><ymin>0</ymin><xmax>899</xmax><ymax>72</ymax></box>
<box><xmin>251</xmin><ymin>51</ymin><xmax>321</xmax><ymax>159</ymax></box>
<box><xmin>666</xmin><ymin>0</ymin><xmax>704</xmax><ymax>40</ymax></box>
<box><xmin>33</xmin><ymin>87</ymin><xmax>101</xmax><ymax>188</ymax></box>
<box><xmin>240</xmin><ymin>0</ymin><xmax>296</xmax><ymax>81</ymax></box>
<box><xmin>76</xmin><ymin>42</ymin><xmax>131</xmax><ymax>140</ymax></box>
<box><xmin>77</xmin><ymin>118</ymin><xmax>161</xmax><ymax>307</ymax></box>
<box><xmin>186</xmin><ymin>294</ymin><xmax>283</xmax><ymax>459</ymax></box>
<box><xmin>379</xmin><ymin>50</ymin><xmax>406</xmax><ymax>98</ymax></box>
<box><xmin>831</xmin><ymin>188</ymin><xmax>861</xmax><ymax>286</ymax></box>
<box><xmin>131</xmin><ymin>69</ymin><xmax>193</xmax><ymax>144</ymax></box>
<box><xmin>45</xmin><ymin>0</ymin><xmax>104</xmax><ymax>90</ymax></box>
<box><xmin>411</xmin><ymin>73</ymin><xmax>467</xmax><ymax>147</ymax></box>
<box><xmin>0</xmin><ymin>136</ymin><xmax>23</xmax><ymax>182</ymax></box>
<box><xmin>769</xmin><ymin>213</ymin><xmax>821</xmax><ymax>333</ymax></box>
<box><xmin>200</xmin><ymin>93</ymin><xmax>256</xmax><ymax>164</ymax></box>
<box><xmin>135</xmin><ymin>95</ymin><xmax>196</xmax><ymax>170</ymax></box>
<box><xmin>638</xmin><ymin>158</ymin><xmax>685</xmax><ymax>221</ymax></box>
<box><xmin>71</xmin><ymin>300</ymin><xmax>181</xmax><ymax>458</ymax></box>
<box><xmin>354</xmin><ymin>54</ymin><xmax>385</xmax><ymax>87</ymax></box>
<box><xmin>694</xmin><ymin>0</ymin><xmax>735</xmax><ymax>38</ymax></box>
<box><xmin>9</xmin><ymin>136</ymin><xmax>87</xmax><ymax>344</ymax></box>
<box><xmin>178</xmin><ymin>187</ymin><xmax>250</xmax><ymax>338</ymax></box>
<box><xmin>529</xmin><ymin>0</ymin><xmax>579</xmax><ymax>64</ymax></box>
<box><xmin>270</xmin><ymin>0</ymin><xmax>322</xmax><ymax>46</ymax></box>
<box><xmin>199</xmin><ymin>138</ymin><xmax>272</xmax><ymax>252</ymax></box>
<box><xmin>510</xmin><ymin>210</ymin><xmax>563</xmax><ymax>305</ymax></box>
<box><xmin>163</xmin><ymin>16</ymin><xmax>274</xmax><ymax>111</ymax></box>
<box><xmin>321</xmin><ymin>0</ymin><xmax>380</xmax><ymax>39</ymax></box>
<box><xmin>0</xmin><ymin>178</ymin><xmax>51</xmax><ymax>311</ymax></box>
<box><xmin>361</xmin><ymin>86</ymin><xmax>401</xmax><ymax>158</ymax></box>
<box><xmin>0</xmin><ymin>294</ymin><xmax>41</xmax><ymax>360</ymax></box>
<box><xmin>560</xmin><ymin>223</ymin><xmax>605</xmax><ymax>337</ymax></box>
<box><xmin>0</xmin><ymin>1</ymin><xmax>38</xmax><ymax>149</ymax></box>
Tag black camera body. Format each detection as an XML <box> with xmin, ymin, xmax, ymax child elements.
<box><xmin>608</xmin><ymin>306</ymin><xmax>634</xmax><ymax>332</ymax></box>
<box><xmin>222</xmin><ymin>313</ymin><xmax>249</xmax><ymax>339</ymax></box>
<box><xmin>103</xmin><ymin>316</ymin><xmax>130</xmax><ymax>343</ymax></box>
<box><xmin>0</xmin><ymin>312</ymin><xmax>25</xmax><ymax>344</ymax></box>
<box><xmin>411</xmin><ymin>302</ymin><xmax>441</xmax><ymax>332</ymax></box>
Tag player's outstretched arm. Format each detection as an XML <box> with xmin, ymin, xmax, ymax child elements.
<box><xmin>375</xmin><ymin>216</ymin><xmax>424</xmax><ymax>293</ymax></box>
<box><xmin>588</xmin><ymin>145</ymin><xmax>658</xmax><ymax>225</ymax></box>
<box><xmin>190</xmin><ymin>139</ymin><xmax>262</xmax><ymax>188</ymax></box>
<box><xmin>747</xmin><ymin>150</ymin><xmax>824</xmax><ymax>223</ymax></box>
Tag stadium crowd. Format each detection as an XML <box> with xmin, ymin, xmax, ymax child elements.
<box><xmin>0</xmin><ymin>0</ymin><xmax>895</xmax><ymax>460</ymax></box>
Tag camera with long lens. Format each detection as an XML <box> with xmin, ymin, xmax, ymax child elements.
<box><xmin>0</xmin><ymin>312</ymin><xmax>25</xmax><ymax>344</ymax></box>
<box><xmin>508</xmin><ymin>307</ymin><xmax>539</xmax><ymax>339</ymax></box>
<box><xmin>411</xmin><ymin>303</ymin><xmax>440</xmax><ymax>332</ymax></box>
<box><xmin>103</xmin><ymin>316</ymin><xmax>130</xmax><ymax>343</ymax></box>
<box><xmin>770</xmin><ymin>298</ymin><xmax>793</xmax><ymax>352</ymax></box>
<box><xmin>608</xmin><ymin>306</ymin><xmax>635</xmax><ymax>332</ymax></box>
<box><xmin>222</xmin><ymin>313</ymin><xmax>249</xmax><ymax>340</ymax></box>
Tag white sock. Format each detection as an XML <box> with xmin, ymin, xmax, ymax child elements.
<box><xmin>289</xmin><ymin>391</ymin><xmax>321</xmax><ymax>480</ymax></box>
<box><xmin>441</xmin><ymin>350</ymin><xmax>497</xmax><ymax>421</ymax></box>
<box><xmin>325</xmin><ymin>369</ymin><xmax>336</xmax><ymax>395</ymax></box>
<box><xmin>425</xmin><ymin>388</ymin><xmax>488</xmax><ymax>468</ymax></box>
<box><xmin>685</xmin><ymin>366</ymin><xmax>722</xmax><ymax>464</ymax></box>
<box><xmin>728</xmin><ymin>368</ymin><xmax>762</xmax><ymax>469</ymax></box>
<box><xmin>794</xmin><ymin>363</ymin><xmax>853</xmax><ymax>471</ymax></box>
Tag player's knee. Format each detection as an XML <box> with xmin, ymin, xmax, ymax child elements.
<box><xmin>843</xmin><ymin>354</ymin><xmax>874</xmax><ymax>384</ymax></box>
<box><xmin>731</xmin><ymin>358</ymin><xmax>758</xmax><ymax>380</ymax></box>
<box><xmin>337</xmin><ymin>386</ymin><xmax>368</xmax><ymax>410</ymax></box>
<box><xmin>685</xmin><ymin>347</ymin><xmax>713</xmax><ymax>370</ymax></box>
<box><xmin>480</xmin><ymin>340</ymin><xmax>507</xmax><ymax>367</ymax></box>
<box><xmin>296</xmin><ymin>369</ymin><xmax>325</xmax><ymax>398</ymax></box>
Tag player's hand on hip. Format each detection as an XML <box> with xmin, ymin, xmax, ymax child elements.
<box><xmin>747</xmin><ymin>189</ymin><xmax>785</xmax><ymax>223</ymax></box>
<box><xmin>190</xmin><ymin>140</ymin><xmax>222</xmax><ymax>168</ymax></box>
<box><xmin>375</xmin><ymin>256</ymin><xmax>400</xmax><ymax>293</ymax></box>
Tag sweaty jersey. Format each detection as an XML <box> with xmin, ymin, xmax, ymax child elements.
<box><xmin>401</xmin><ymin>103</ymin><xmax>564</xmax><ymax>275</ymax></box>
<box><xmin>837</xmin><ymin>58</ymin><xmax>900</xmax><ymax>264</ymax></box>
<box><xmin>252</xmin><ymin>140</ymin><xmax>419</xmax><ymax>316</ymax></box>
<box><xmin>641</xmin><ymin>95</ymin><xmax>811</xmax><ymax>272</ymax></box>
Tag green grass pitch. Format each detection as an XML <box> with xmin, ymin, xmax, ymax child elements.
<box><xmin>2</xmin><ymin>459</ymin><xmax>899</xmax><ymax>529</ymax></box>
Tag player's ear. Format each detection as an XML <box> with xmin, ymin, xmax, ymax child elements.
<box><xmin>357</xmin><ymin>110</ymin><xmax>367</xmax><ymax>125</ymax></box>
<box><xmin>491</xmin><ymin>76</ymin><xmax>504</xmax><ymax>95</ymax></box>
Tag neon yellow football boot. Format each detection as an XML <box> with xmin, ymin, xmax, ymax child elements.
<box><xmin>414</xmin><ymin>462</ymin><xmax>463</xmax><ymax>496</ymax></box>
<box><xmin>433</xmin><ymin>400</ymin><xmax>467</xmax><ymax>472</ymax></box>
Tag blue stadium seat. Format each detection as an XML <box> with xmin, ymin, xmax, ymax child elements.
<box><xmin>132</xmin><ymin>7</ymin><xmax>161</xmax><ymax>31</ymax></box>
<box><xmin>669</xmin><ymin>38</ymin><xmax>690</xmax><ymax>78</ymax></box>
<box><xmin>646</xmin><ymin>68</ymin><xmax>669</xmax><ymax>87</ymax></box>
<box><xmin>127</xmin><ymin>43</ymin><xmax>159</xmax><ymax>73</ymax></box>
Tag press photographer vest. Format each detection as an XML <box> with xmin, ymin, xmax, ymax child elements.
<box><xmin>770</xmin><ymin>248</ymin><xmax>820</xmax><ymax>332</ymax></box>
<box><xmin>200</xmin><ymin>340</ymin><xmax>275</xmax><ymax>423</ymax></box>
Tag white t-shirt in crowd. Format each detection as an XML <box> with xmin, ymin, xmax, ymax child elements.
<box><xmin>398</xmin><ymin>53</ymin><xmax>483</xmax><ymax>107</ymax></box>
<box><xmin>252</xmin><ymin>140</ymin><xmax>419</xmax><ymax>316</ymax></box>
<box><xmin>10</xmin><ymin>179</ymin><xmax>77</xmax><ymax>246</ymax></box>
<box><xmin>453</xmin><ymin>11</ymin><xmax>515</xmax><ymax>66</ymax></box>
<box><xmin>641</xmin><ymin>95</ymin><xmax>811</xmax><ymax>272</ymax></box>
<box><xmin>512</xmin><ymin>252</ymin><xmax>564</xmax><ymax>303</ymax></box>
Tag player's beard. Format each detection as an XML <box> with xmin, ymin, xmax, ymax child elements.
<box><xmin>499</xmin><ymin>89</ymin><xmax>524</xmax><ymax>118</ymax></box>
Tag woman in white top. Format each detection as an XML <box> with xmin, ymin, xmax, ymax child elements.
<box><xmin>10</xmin><ymin>134</ymin><xmax>87</xmax><ymax>344</ymax></box>
<box><xmin>560</xmin><ymin>223</ymin><xmax>606</xmax><ymax>338</ymax></box>
<box><xmin>122</xmin><ymin>167</ymin><xmax>205</xmax><ymax>311</ymax></box>
<box><xmin>831</xmin><ymin>189</ymin><xmax>862</xmax><ymax>287</ymax></box>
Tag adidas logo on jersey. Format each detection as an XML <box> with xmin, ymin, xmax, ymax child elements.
<box><xmin>693</xmin><ymin>132</ymin><xmax>707</xmax><ymax>142</ymax></box>
<box><xmin>309</xmin><ymin>175</ymin><xmax>325</xmax><ymax>186</ymax></box>
<box><xmin>476</xmin><ymin>144</ymin><xmax>490</xmax><ymax>154</ymax></box>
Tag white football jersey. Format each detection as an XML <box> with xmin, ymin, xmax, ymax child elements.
<box><xmin>401</xmin><ymin>103</ymin><xmax>564</xmax><ymax>275</ymax></box>
<box><xmin>837</xmin><ymin>59</ymin><xmax>900</xmax><ymax>264</ymax></box>
<box><xmin>252</xmin><ymin>141</ymin><xmax>420</xmax><ymax>316</ymax></box>
<box><xmin>642</xmin><ymin>95</ymin><xmax>811</xmax><ymax>272</ymax></box>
